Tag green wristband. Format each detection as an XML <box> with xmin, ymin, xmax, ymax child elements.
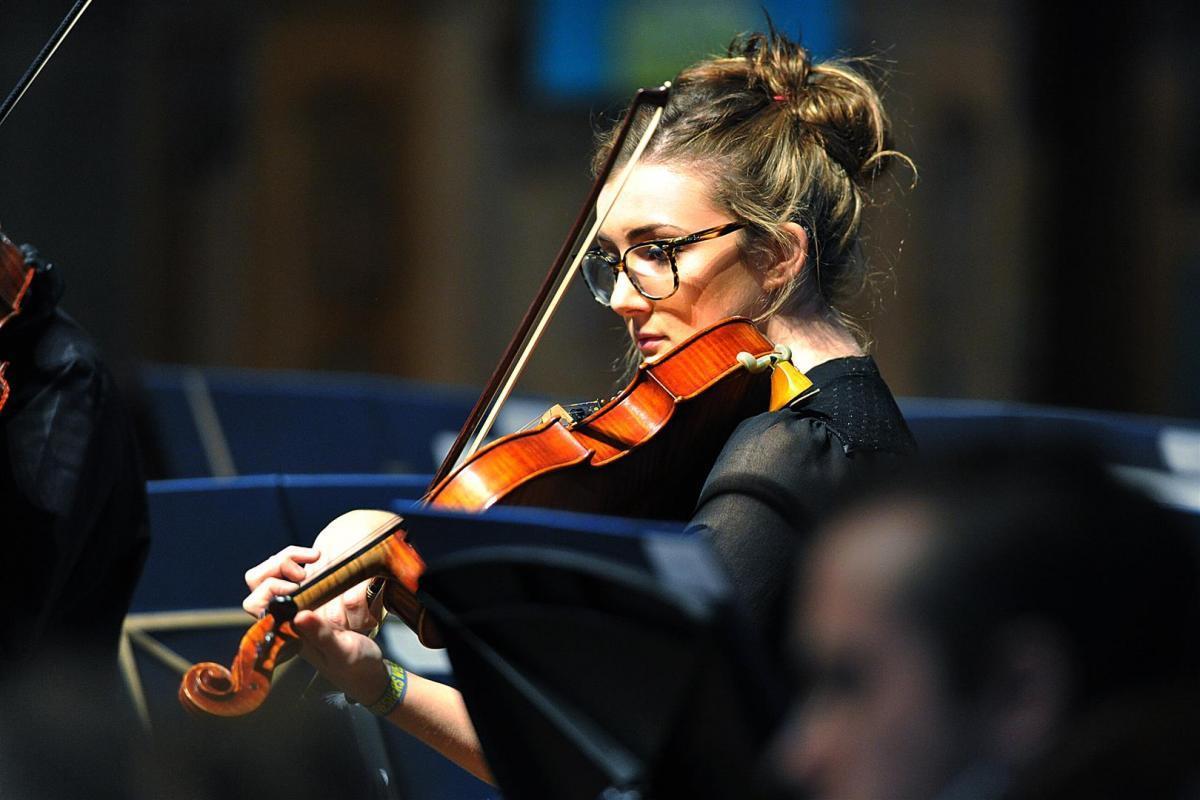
<box><xmin>362</xmin><ymin>659</ymin><xmax>408</xmax><ymax>717</ymax></box>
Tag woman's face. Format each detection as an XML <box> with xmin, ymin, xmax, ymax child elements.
<box><xmin>594</xmin><ymin>162</ymin><xmax>765</xmax><ymax>360</ymax></box>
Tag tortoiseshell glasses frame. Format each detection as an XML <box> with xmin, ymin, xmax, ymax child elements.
<box><xmin>581</xmin><ymin>221</ymin><xmax>746</xmax><ymax>305</ymax></box>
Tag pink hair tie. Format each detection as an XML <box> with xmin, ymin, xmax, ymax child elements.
<box><xmin>772</xmin><ymin>94</ymin><xmax>789</xmax><ymax>102</ymax></box>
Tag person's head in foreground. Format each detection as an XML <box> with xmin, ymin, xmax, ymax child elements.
<box><xmin>772</xmin><ymin>444</ymin><xmax>1200</xmax><ymax>800</ymax></box>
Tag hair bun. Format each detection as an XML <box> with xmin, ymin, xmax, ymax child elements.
<box><xmin>799</xmin><ymin>63</ymin><xmax>896</xmax><ymax>181</ymax></box>
<box><xmin>731</xmin><ymin>31</ymin><xmax>813</xmax><ymax>107</ymax></box>
<box><xmin>731</xmin><ymin>29</ymin><xmax>898</xmax><ymax>182</ymax></box>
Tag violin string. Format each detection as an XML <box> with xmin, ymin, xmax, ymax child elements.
<box><xmin>460</xmin><ymin>103</ymin><xmax>667</xmax><ymax>461</ymax></box>
<box><xmin>0</xmin><ymin>0</ymin><xmax>94</xmax><ymax>130</ymax></box>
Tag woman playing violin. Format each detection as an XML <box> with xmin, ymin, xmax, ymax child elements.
<box><xmin>242</xmin><ymin>29</ymin><xmax>914</xmax><ymax>784</ymax></box>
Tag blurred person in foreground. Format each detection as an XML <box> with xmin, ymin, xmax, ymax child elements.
<box><xmin>0</xmin><ymin>242</ymin><xmax>370</xmax><ymax>800</ymax></box>
<box><xmin>772</xmin><ymin>444</ymin><xmax>1200</xmax><ymax>800</ymax></box>
<box><xmin>0</xmin><ymin>237</ymin><xmax>150</xmax><ymax>796</ymax></box>
<box><xmin>0</xmin><ymin>237</ymin><xmax>148</xmax><ymax>675</ymax></box>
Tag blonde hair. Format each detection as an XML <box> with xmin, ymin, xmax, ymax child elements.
<box><xmin>594</xmin><ymin>29</ymin><xmax>913</xmax><ymax>338</ymax></box>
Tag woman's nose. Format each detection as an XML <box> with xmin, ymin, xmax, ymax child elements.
<box><xmin>608</xmin><ymin>269</ymin><xmax>653</xmax><ymax>318</ymax></box>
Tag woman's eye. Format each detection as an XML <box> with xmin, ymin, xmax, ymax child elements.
<box><xmin>644</xmin><ymin>245</ymin><xmax>670</xmax><ymax>263</ymax></box>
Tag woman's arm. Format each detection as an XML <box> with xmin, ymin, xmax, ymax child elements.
<box><xmin>287</xmin><ymin>609</ymin><xmax>495</xmax><ymax>785</ymax></box>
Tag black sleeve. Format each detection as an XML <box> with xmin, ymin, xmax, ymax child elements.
<box><xmin>685</xmin><ymin>412</ymin><xmax>867</xmax><ymax>645</ymax></box>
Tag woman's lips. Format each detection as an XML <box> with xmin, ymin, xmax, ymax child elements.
<box><xmin>636</xmin><ymin>334</ymin><xmax>668</xmax><ymax>355</ymax></box>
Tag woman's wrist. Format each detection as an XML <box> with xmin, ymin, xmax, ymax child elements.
<box><xmin>348</xmin><ymin>658</ymin><xmax>408</xmax><ymax>716</ymax></box>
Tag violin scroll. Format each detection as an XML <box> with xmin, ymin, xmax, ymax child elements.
<box><xmin>179</xmin><ymin>610</ymin><xmax>299</xmax><ymax>717</ymax></box>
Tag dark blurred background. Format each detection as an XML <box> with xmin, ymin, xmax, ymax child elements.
<box><xmin>1</xmin><ymin>0</ymin><xmax>1197</xmax><ymax>419</ymax></box>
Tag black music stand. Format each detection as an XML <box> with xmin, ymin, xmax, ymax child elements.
<box><xmin>401</xmin><ymin>503</ymin><xmax>786</xmax><ymax>800</ymax></box>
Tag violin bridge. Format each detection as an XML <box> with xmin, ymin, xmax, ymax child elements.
<box><xmin>537</xmin><ymin>404</ymin><xmax>576</xmax><ymax>427</ymax></box>
<box><xmin>538</xmin><ymin>400</ymin><xmax>605</xmax><ymax>427</ymax></box>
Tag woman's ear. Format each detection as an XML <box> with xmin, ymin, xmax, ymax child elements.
<box><xmin>761</xmin><ymin>221</ymin><xmax>809</xmax><ymax>292</ymax></box>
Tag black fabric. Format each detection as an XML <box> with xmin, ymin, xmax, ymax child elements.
<box><xmin>0</xmin><ymin>246</ymin><xmax>148</xmax><ymax>674</ymax></box>
<box><xmin>422</xmin><ymin>541</ymin><xmax>785</xmax><ymax>800</ymax></box>
<box><xmin>688</xmin><ymin>356</ymin><xmax>915</xmax><ymax>645</ymax></box>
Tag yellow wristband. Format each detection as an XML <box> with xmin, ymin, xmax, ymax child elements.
<box><xmin>363</xmin><ymin>659</ymin><xmax>408</xmax><ymax>717</ymax></box>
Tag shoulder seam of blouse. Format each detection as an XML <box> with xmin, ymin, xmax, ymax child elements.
<box><xmin>789</xmin><ymin>357</ymin><xmax>915</xmax><ymax>455</ymax></box>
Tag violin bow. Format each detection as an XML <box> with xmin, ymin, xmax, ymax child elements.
<box><xmin>364</xmin><ymin>82</ymin><xmax>672</xmax><ymax>621</ymax></box>
<box><xmin>0</xmin><ymin>0</ymin><xmax>95</xmax><ymax>130</ymax></box>
<box><xmin>433</xmin><ymin>82</ymin><xmax>672</xmax><ymax>486</ymax></box>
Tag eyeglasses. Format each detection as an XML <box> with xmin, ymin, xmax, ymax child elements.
<box><xmin>581</xmin><ymin>222</ymin><xmax>745</xmax><ymax>306</ymax></box>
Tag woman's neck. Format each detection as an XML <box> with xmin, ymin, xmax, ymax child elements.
<box><xmin>763</xmin><ymin>312</ymin><xmax>863</xmax><ymax>373</ymax></box>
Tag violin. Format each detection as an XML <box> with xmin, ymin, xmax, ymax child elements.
<box><xmin>180</xmin><ymin>318</ymin><xmax>811</xmax><ymax>716</ymax></box>
<box><xmin>179</xmin><ymin>83</ymin><xmax>816</xmax><ymax>717</ymax></box>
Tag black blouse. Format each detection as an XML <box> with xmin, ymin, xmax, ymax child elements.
<box><xmin>687</xmin><ymin>356</ymin><xmax>915</xmax><ymax>644</ymax></box>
